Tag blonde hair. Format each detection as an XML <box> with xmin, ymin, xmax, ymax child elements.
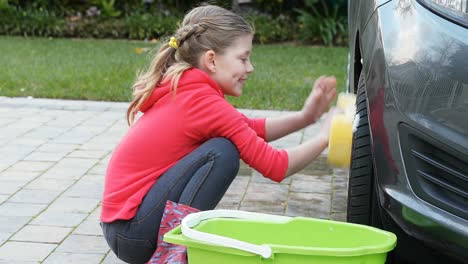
<box><xmin>126</xmin><ymin>5</ymin><xmax>254</xmax><ymax>125</ymax></box>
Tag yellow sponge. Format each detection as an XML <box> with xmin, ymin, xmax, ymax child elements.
<box><xmin>327</xmin><ymin>93</ymin><xmax>357</xmax><ymax>168</ymax></box>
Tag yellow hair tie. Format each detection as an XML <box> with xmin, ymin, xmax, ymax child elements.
<box><xmin>168</xmin><ymin>37</ymin><xmax>178</xmax><ymax>49</ymax></box>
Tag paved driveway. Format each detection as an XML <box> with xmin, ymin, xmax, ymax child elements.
<box><xmin>0</xmin><ymin>97</ymin><xmax>349</xmax><ymax>263</ymax></box>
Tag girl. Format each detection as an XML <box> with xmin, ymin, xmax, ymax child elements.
<box><xmin>101</xmin><ymin>4</ymin><xmax>337</xmax><ymax>264</ymax></box>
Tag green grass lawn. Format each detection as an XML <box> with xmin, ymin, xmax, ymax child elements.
<box><xmin>0</xmin><ymin>36</ymin><xmax>348</xmax><ymax>110</ymax></box>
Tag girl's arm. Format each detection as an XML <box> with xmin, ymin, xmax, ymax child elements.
<box><xmin>284</xmin><ymin>108</ymin><xmax>338</xmax><ymax>177</ymax></box>
<box><xmin>265</xmin><ymin>76</ymin><xmax>337</xmax><ymax>142</ymax></box>
<box><xmin>265</xmin><ymin>111</ymin><xmax>309</xmax><ymax>142</ymax></box>
<box><xmin>285</xmin><ymin>134</ymin><xmax>329</xmax><ymax>177</ymax></box>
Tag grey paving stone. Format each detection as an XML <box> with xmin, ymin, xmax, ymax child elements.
<box><xmin>42</xmin><ymin>252</ymin><xmax>105</xmax><ymax>264</ymax></box>
<box><xmin>31</xmin><ymin>211</ymin><xmax>88</xmax><ymax>227</ymax></box>
<box><xmin>0</xmin><ymin>216</ymin><xmax>31</xmax><ymax>233</ymax></box>
<box><xmin>269</xmin><ymin>140</ymin><xmax>293</xmax><ymax>149</ymax></box>
<box><xmin>0</xmin><ymin>195</ymin><xmax>8</xmax><ymax>204</ymax></box>
<box><xmin>276</xmin><ymin>131</ymin><xmax>303</xmax><ymax>143</ymax></box>
<box><xmin>251</xmin><ymin>170</ymin><xmax>291</xmax><ymax>184</ymax></box>
<box><xmin>8</xmin><ymin>189</ymin><xmax>61</xmax><ymax>204</ymax></box>
<box><xmin>67</xmin><ymin>150</ymin><xmax>109</xmax><ymax>159</ymax></box>
<box><xmin>290</xmin><ymin>179</ymin><xmax>332</xmax><ymax>194</ymax></box>
<box><xmin>8</xmin><ymin>161</ymin><xmax>54</xmax><ymax>173</ymax></box>
<box><xmin>54</xmin><ymin>157</ymin><xmax>100</xmax><ymax>171</ymax></box>
<box><xmin>215</xmin><ymin>200</ymin><xmax>240</xmax><ymax>210</ymax></box>
<box><xmin>61</xmin><ymin>103</ymin><xmax>87</xmax><ymax>111</ymax></box>
<box><xmin>0</xmin><ymin>160</ymin><xmax>11</xmax><ymax>172</ymax></box>
<box><xmin>1</xmin><ymin>127</ymin><xmax>33</xmax><ymax>138</ymax></box>
<box><xmin>238</xmin><ymin>160</ymin><xmax>252</xmax><ymax>176</ymax></box>
<box><xmin>47</xmin><ymin>197</ymin><xmax>100</xmax><ymax>214</ymax></box>
<box><xmin>245</xmin><ymin>109</ymin><xmax>285</xmax><ymax>118</ymax></box>
<box><xmin>0</xmin><ymin>159</ymin><xmax>21</xmax><ymax>170</ymax></box>
<box><xmin>0</xmin><ymin>232</ymin><xmax>12</xmax><ymax>244</ymax></box>
<box><xmin>23</xmin><ymin>152</ymin><xmax>66</xmax><ymax>162</ymax></box>
<box><xmin>81</xmin><ymin>117</ymin><xmax>119</xmax><ymax>128</ymax></box>
<box><xmin>86</xmin><ymin>163</ymin><xmax>107</xmax><ymax>175</ymax></box>
<box><xmin>78</xmin><ymin>138</ymin><xmax>120</xmax><ymax>152</ymax></box>
<box><xmin>0</xmin><ymin>241</ymin><xmax>56</xmax><ymax>262</ymax></box>
<box><xmin>0</xmin><ymin>151</ymin><xmax>29</xmax><ymax>164</ymax></box>
<box><xmin>332</xmin><ymin>191</ymin><xmax>348</xmax><ymax>213</ymax></box>
<box><xmin>95</xmin><ymin>110</ymin><xmax>125</xmax><ymax>118</ymax></box>
<box><xmin>0</xmin><ymin>181</ymin><xmax>26</xmax><ymax>195</ymax></box>
<box><xmin>73</xmin><ymin>218</ymin><xmax>102</xmax><ymax>236</ymax></box>
<box><xmin>35</xmin><ymin>143</ymin><xmax>78</xmax><ymax>153</ymax></box>
<box><xmin>46</xmin><ymin>118</ymin><xmax>81</xmax><ymax>128</ymax></box>
<box><xmin>22</xmin><ymin>126</ymin><xmax>68</xmax><ymax>140</ymax></box>
<box><xmin>0</xmin><ymin>164</ymin><xmax>11</xmax><ymax>173</ymax></box>
<box><xmin>54</xmin><ymin>234</ymin><xmax>109</xmax><ymax>254</ymax></box>
<box><xmin>334</xmin><ymin>168</ymin><xmax>349</xmax><ymax>178</ymax></box>
<box><xmin>19</xmin><ymin>115</ymin><xmax>52</xmax><ymax>124</ymax></box>
<box><xmin>216</xmin><ymin>191</ymin><xmax>243</xmax><ymax>210</ymax></box>
<box><xmin>41</xmin><ymin>158</ymin><xmax>98</xmax><ymax>180</ymax></box>
<box><xmin>0</xmin><ymin>118</ymin><xmax>15</xmax><ymax>127</ymax></box>
<box><xmin>228</xmin><ymin>175</ymin><xmax>250</xmax><ymax>190</ymax></box>
<box><xmin>40</xmin><ymin>104</ymin><xmax>68</xmax><ymax>111</ymax></box>
<box><xmin>291</xmin><ymin>173</ymin><xmax>332</xmax><ymax>182</ymax></box>
<box><xmin>9</xmin><ymin>138</ymin><xmax>46</xmax><ymax>147</ymax></box>
<box><xmin>217</xmin><ymin>186</ymin><xmax>244</xmax><ymax>206</ymax></box>
<box><xmin>243</xmin><ymin>183</ymin><xmax>289</xmax><ymax>204</ymax></box>
<box><xmin>88</xmin><ymin>205</ymin><xmax>102</xmax><ymax>221</ymax></box>
<box><xmin>333</xmin><ymin>173</ymin><xmax>349</xmax><ymax>190</ymax></box>
<box><xmin>37</xmin><ymin>110</ymin><xmax>69</xmax><ymax>117</ymax></box>
<box><xmin>0</xmin><ymin>144</ymin><xmax>36</xmax><ymax>157</ymax></box>
<box><xmin>11</xmin><ymin>225</ymin><xmax>72</xmax><ymax>243</ymax></box>
<box><xmin>300</xmin><ymin>156</ymin><xmax>333</xmax><ymax>176</ymax></box>
<box><xmin>239</xmin><ymin>203</ymin><xmax>285</xmax><ymax>215</ymax></box>
<box><xmin>108</xmin><ymin>118</ymin><xmax>127</xmax><ymax>128</ymax></box>
<box><xmin>303</xmin><ymin>122</ymin><xmax>321</xmax><ymax>140</ymax></box>
<box><xmin>286</xmin><ymin>192</ymin><xmax>331</xmax><ymax>219</ymax></box>
<box><xmin>0</xmin><ymin>203</ymin><xmax>46</xmax><ymax>217</ymax></box>
<box><xmin>331</xmin><ymin>212</ymin><xmax>347</xmax><ymax>222</ymax></box>
<box><xmin>62</xmin><ymin>175</ymin><xmax>104</xmax><ymax>199</ymax></box>
<box><xmin>52</xmin><ymin>133</ymin><xmax>95</xmax><ymax>144</ymax></box>
<box><xmin>0</xmin><ymin>171</ymin><xmax>41</xmax><ymax>183</ymax></box>
<box><xmin>24</xmin><ymin>177</ymin><xmax>74</xmax><ymax>191</ymax></box>
<box><xmin>101</xmin><ymin>251</ymin><xmax>127</xmax><ymax>264</ymax></box>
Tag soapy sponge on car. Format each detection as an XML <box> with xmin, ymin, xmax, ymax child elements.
<box><xmin>327</xmin><ymin>93</ymin><xmax>359</xmax><ymax>168</ymax></box>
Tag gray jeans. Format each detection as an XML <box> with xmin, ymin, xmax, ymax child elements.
<box><xmin>101</xmin><ymin>138</ymin><xmax>240</xmax><ymax>264</ymax></box>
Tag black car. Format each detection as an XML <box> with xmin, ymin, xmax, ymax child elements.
<box><xmin>346</xmin><ymin>0</ymin><xmax>468</xmax><ymax>263</ymax></box>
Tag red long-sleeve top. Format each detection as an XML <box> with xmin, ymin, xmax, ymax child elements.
<box><xmin>101</xmin><ymin>68</ymin><xmax>288</xmax><ymax>222</ymax></box>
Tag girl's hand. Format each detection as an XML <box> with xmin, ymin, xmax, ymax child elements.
<box><xmin>301</xmin><ymin>76</ymin><xmax>338</xmax><ymax>125</ymax></box>
<box><xmin>318</xmin><ymin>107</ymin><xmax>342</xmax><ymax>143</ymax></box>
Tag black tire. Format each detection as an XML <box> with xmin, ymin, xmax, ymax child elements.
<box><xmin>346</xmin><ymin>72</ymin><xmax>382</xmax><ymax>226</ymax></box>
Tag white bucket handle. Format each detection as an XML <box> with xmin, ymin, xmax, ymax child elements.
<box><xmin>181</xmin><ymin>209</ymin><xmax>291</xmax><ymax>259</ymax></box>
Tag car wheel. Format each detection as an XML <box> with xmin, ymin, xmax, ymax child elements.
<box><xmin>346</xmin><ymin>72</ymin><xmax>382</xmax><ymax>227</ymax></box>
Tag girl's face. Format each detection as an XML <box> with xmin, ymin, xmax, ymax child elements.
<box><xmin>211</xmin><ymin>34</ymin><xmax>254</xmax><ymax>97</ymax></box>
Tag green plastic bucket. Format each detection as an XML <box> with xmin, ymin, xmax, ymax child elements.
<box><xmin>164</xmin><ymin>210</ymin><xmax>397</xmax><ymax>264</ymax></box>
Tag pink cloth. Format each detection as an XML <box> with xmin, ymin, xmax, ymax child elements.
<box><xmin>147</xmin><ymin>201</ymin><xmax>200</xmax><ymax>264</ymax></box>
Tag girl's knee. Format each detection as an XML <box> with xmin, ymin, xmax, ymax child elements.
<box><xmin>213</xmin><ymin>138</ymin><xmax>240</xmax><ymax>159</ymax></box>
<box><xmin>206</xmin><ymin>137</ymin><xmax>240</xmax><ymax>172</ymax></box>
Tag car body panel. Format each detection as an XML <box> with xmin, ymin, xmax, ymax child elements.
<box><xmin>347</xmin><ymin>0</ymin><xmax>468</xmax><ymax>262</ymax></box>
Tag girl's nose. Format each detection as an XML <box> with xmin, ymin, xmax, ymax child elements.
<box><xmin>246</xmin><ymin>61</ymin><xmax>254</xmax><ymax>73</ymax></box>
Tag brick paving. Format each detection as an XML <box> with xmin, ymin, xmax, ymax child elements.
<box><xmin>0</xmin><ymin>97</ymin><xmax>349</xmax><ymax>263</ymax></box>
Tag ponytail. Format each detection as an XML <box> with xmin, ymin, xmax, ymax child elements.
<box><xmin>126</xmin><ymin>43</ymin><xmax>176</xmax><ymax>126</ymax></box>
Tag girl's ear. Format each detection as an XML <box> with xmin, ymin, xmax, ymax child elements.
<box><xmin>200</xmin><ymin>50</ymin><xmax>216</xmax><ymax>73</ymax></box>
